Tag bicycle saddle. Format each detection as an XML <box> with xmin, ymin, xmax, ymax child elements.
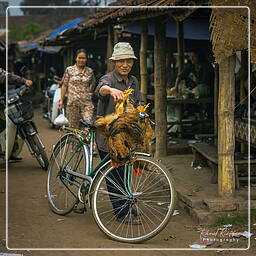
<box><xmin>80</xmin><ymin>119</ymin><xmax>95</xmax><ymax>128</ymax></box>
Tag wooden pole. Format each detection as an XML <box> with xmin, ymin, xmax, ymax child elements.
<box><xmin>107</xmin><ymin>25</ymin><xmax>114</xmax><ymax>72</ymax></box>
<box><xmin>176</xmin><ymin>20</ymin><xmax>184</xmax><ymax>136</ymax></box>
<box><xmin>240</xmin><ymin>50</ymin><xmax>247</xmax><ymax>153</ymax></box>
<box><xmin>218</xmin><ymin>54</ymin><xmax>236</xmax><ymax>197</ymax></box>
<box><xmin>140</xmin><ymin>21</ymin><xmax>148</xmax><ymax>103</ymax></box>
<box><xmin>114</xmin><ymin>30</ymin><xmax>119</xmax><ymax>45</ymax></box>
<box><xmin>214</xmin><ymin>63</ymin><xmax>219</xmax><ymax>145</ymax></box>
<box><xmin>70</xmin><ymin>47</ymin><xmax>73</xmax><ymax>65</ymax></box>
<box><xmin>177</xmin><ymin>20</ymin><xmax>184</xmax><ymax>73</ymax></box>
<box><xmin>154</xmin><ymin>17</ymin><xmax>167</xmax><ymax>157</ymax></box>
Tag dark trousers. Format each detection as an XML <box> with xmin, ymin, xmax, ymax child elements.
<box><xmin>98</xmin><ymin>150</ymin><xmax>129</xmax><ymax>218</ymax></box>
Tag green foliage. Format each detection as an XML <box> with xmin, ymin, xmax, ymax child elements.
<box><xmin>9</xmin><ymin>22</ymin><xmax>44</xmax><ymax>42</ymax></box>
<box><xmin>8</xmin><ymin>25</ymin><xmax>24</xmax><ymax>42</ymax></box>
<box><xmin>213</xmin><ymin>214</ymin><xmax>248</xmax><ymax>226</ymax></box>
<box><xmin>212</xmin><ymin>209</ymin><xmax>256</xmax><ymax>227</ymax></box>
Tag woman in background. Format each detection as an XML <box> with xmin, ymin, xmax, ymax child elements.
<box><xmin>58</xmin><ymin>49</ymin><xmax>95</xmax><ymax>128</ymax></box>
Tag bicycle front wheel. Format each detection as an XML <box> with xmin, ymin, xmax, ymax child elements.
<box><xmin>91</xmin><ymin>156</ymin><xmax>176</xmax><ymax>243</ymax></box>
<box><xmin>47</xmin><ymin>134</ymin><xmax>87</xmax><ymax>215</ymax></box>
<box><xmin>26</xmin><ymin>134</ymin><xmax>49</xmax><ymax>170</ymax></box>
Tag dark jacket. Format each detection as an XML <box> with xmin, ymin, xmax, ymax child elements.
<box><xmin>0</xmin><ymin>68</ymin><xmax>26</xmax><ymax>94</ymax></box>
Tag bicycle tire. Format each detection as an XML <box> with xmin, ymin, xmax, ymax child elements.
<box><xmin>47</xmin><ymin>134</ymin><xmax>87</xmax><ymax>215</ymax></box>
<box><xmin>91</xmin><ymin>156</ymin><xmax>176</xmax><ymax>243</ymax></box>
<box><xmin>26</xmin><ymin>134</ymin><xmax>49</xmax><ymax>170</ymax></box>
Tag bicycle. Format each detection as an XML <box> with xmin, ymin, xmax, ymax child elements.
<box><xmin>46</xmin><ymin>120</ymin><xmax>176</xmax><ymax>243</ymax></box>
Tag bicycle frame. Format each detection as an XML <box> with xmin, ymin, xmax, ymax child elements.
<box><xmin>59</xmin><ymin>127</ymin><xmax>151</xmax><ymax>207</ymax></box>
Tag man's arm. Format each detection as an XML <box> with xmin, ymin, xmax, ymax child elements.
<box><xmin>0</xmin><ymin>68</ymin><xmax>32</xmax><ymax>87</ymax></box>
<box><xmin>99</xmin><ymin>85</ymin><xmax>124</xmax><ymax>102</ymax></box>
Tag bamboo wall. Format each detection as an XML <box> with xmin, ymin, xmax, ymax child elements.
<box><xmin>209</xmin><ymin>0</ymin><xmax>256</xmax><ymax>64</ymax></box>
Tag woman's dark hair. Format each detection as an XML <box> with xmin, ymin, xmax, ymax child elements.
<box><xmin>75</xmin><ymin>49</ymin><xmax>87</xmax><ymax>58</ymax></box>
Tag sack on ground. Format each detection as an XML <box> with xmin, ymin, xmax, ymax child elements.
<box><xmin>54</xmin><ymin>110</ymin><xmax>69</xmax><ymax>126</ymax></box>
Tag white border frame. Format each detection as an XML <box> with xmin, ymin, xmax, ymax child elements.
<box><xmin>5</xmin><ymin>5</ymin><xmax>251</xmax><ymax>251</ymax></box>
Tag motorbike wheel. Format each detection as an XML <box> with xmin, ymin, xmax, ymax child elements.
<box><xmin>26</xmin><ymin>134</ymin><xmax>49</xmax><ymax>170</ymax></box>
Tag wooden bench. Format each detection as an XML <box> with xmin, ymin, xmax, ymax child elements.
<box><xmin>190</xmin><ymin>142</ymin><xmax>256</xmax><ymax>188</ymax></box>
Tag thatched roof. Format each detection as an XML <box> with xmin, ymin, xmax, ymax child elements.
<box><xmin>209</xmin><ymin>0</ymin><xmax>256</xmax><ymax>63</ymax></box>
<box><xmin>42</xmin><ymin>0</ymin><xmax>205</xmax><ymax>46</ymax></box>
<box><xmin>79</xmin><ymin>0</ymin><xmax>203</xmax><ymax>29</ymax></box>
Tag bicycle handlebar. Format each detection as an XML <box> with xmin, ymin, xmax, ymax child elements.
<box><xmin>0</xmin><ymin>85</ymin><xmax>29</xmax><ymax>104</ymax></box>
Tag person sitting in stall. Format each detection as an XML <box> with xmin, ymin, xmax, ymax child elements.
<box><xmin>170</xmin><ymin>49</ymin><xmax>214</xmax><ymax>119</ymax></box>
<box><xmin>171</xmin><ymin>49</ymin><xmax>214</xmax><ymax>97</ymax></box>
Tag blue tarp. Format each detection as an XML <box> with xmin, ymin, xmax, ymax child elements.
<box><xmin>20</xmin><ymin>44</ymin><xmax>60</xmax><ymax>54</ymax></box>
<box><xmin>20</xmin><ymin>43</ymin><xmax>38</xmax><ymax>49</ymax></box>
<box><xmin>37</xmin><ymin>48</ymin><xmax>58</xmax><ymax>54</ymax></box>
<box><xmin>47</xmin><ymin>17</ymin><xmax>84</xmax><ymax>40</ymax></box>
<box><xmin>124</xmin><ymin>19</ymin><xmax>210</xmax><ymax>40</ymax></box>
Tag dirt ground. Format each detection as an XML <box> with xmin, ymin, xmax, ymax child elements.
<box><xmin>0</xmin><ymin>108</ymin><xmax>255</xmax><ymax>256</ymax></box>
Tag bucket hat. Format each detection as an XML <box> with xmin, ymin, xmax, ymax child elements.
<box><xmin>109</xmin><ymin>42</ymin><xmax>137</xmax><ymax>61</ymax></box>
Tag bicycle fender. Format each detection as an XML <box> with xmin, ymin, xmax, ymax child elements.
<box><xmin>134</xmin><ymin>152</ymin><xmax>151</xmax><ymax>157</ymax></box>
<box><xmin>18</xmin><ymin>121</ymin><xmax>38</xmax><ymax>139</ymax></box>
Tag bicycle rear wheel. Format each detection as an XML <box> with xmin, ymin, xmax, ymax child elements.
<box><xmin>47</xmin><ymin>134</ymin><xmax>87</xmax><ymax>215</ymax></box>
<box><xmin>91</xmin><ymin>156</ymin><xmax>176</xmax><ymax>243</ymax></box>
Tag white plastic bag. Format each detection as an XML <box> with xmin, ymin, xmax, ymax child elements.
<box><xmin>54</xmin><ymin>109</ymin><xmax>69</xmax><ymax>126</ymax></box>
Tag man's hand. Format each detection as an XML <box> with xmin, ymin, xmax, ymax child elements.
<box><xmin>99</xmin><ymin>85</ymin><xmax>125</xmax><ymax>103</ymax></box>
<box><xmin>109</xmin><ymin>88</ymin><xmax>124</xmax><ymax>103</ymax></box>
<box><xmin>25</xmin><ymin>80</ymin><xmax>33</xmax><ymax>87</ymax></box>
<box><xmin>168</xmin><ymin>87</ymin><xmax>178</xmax><ymax>96</ymax></box>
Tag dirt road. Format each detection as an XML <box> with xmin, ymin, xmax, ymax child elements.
<box><xmin>0</xmin><ymin>108</ymin><xmax>254</xmax><ymax>256</ymax></box>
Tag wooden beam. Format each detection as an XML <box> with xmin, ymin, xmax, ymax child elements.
<box><xmin>107</xmin><ymin>25</ymin><xmax>114</xmax><ymax>72</ymax></box>
<box><xmin>240</xmin><ymin>50</ymin><xmax>247</xmax><ymax>153</ymax></box>
<box><xmin>140</xmin><ymin>21</ymin><xmax>148</xmax><ymax>103</ymax></box>
<box><xmin>218</xmin><ymin>54</ymin><xmax>236</xmax><ymax>197</ymax></box>
<box><xmin>154</xmin><ymin>17</ymin><xmax>167</xmax><ymax>157</ymax></box>
<box><xmin>114</xmin><ymin>31</ymin><xmax>118</xmax><ymax>45</ymax></box>
<box><xmin>177</xmin><ymin>20</ymin><xmax>184</xmax><ymax>73</ymax></box>
<box><xmin>214</xmin><ymin>63</ymin><xmax>219</xmax><ymax>145</ymax></box>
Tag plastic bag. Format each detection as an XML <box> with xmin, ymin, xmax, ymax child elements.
<box><xmin>54</xmin><ymin>109</ymin><xmax>69</xmax><ymax>126</ymax></box>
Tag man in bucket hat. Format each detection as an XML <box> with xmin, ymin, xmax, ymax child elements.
<box><xmin>95</xmin><ymin>42</ymin><xmax>141</xmax><ymax>224</ymax></box>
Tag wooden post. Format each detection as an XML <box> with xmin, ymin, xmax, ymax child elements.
<box><xmin>176</xmin><ymin>20</ymin><xmax>184</xmax><ymax>136</ymax></box>
<box><xmin>140</xmin><ymin>21</ymin><xmax>148</xmax><ymax>103</ymax></box>
<box><xmin>114</xmin><ymin>30</ymin><xmax>119</xmax><ymax>45</ymax></box>
<box><xmin>107</xmin><ymin>25</ymin><xmax>114</xmax><ymax>72</ymax></box>
<box><xmin>67</xmin><ymin>48</ymin><xmax>70</xmax><ymax>66</ymax></box>
<box><xmin>240</xmin><ymin>50</ymin><xmax>247</xmax><ymax>153</ymax></box>
<box><xmin>63</xmin><ymin>49</ymin><xmax>67</xmax><ymax>69</ymax></box>
<box><xmin>214</xmin><ymin>63</ymin><xmax>219</xmax><ymax>145</ymax></box>
<box><xmin>154</xmin><ymin>17</ymin><xmax>167</xmax><ymax>157</ymax></box>
<box><xmin>70</xmin><ymin>48</ymin><xmax>74</xmax><ymax>65</ymax></box>
<box><xmin>218</xmin><ymin>54</ymin><xmax>236</xmax><ymax>197</ymax></box>
<box><xmin>177</xmin><ymin>20</ymin><xmax>184</xmax><ymax>73</ymax></box>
